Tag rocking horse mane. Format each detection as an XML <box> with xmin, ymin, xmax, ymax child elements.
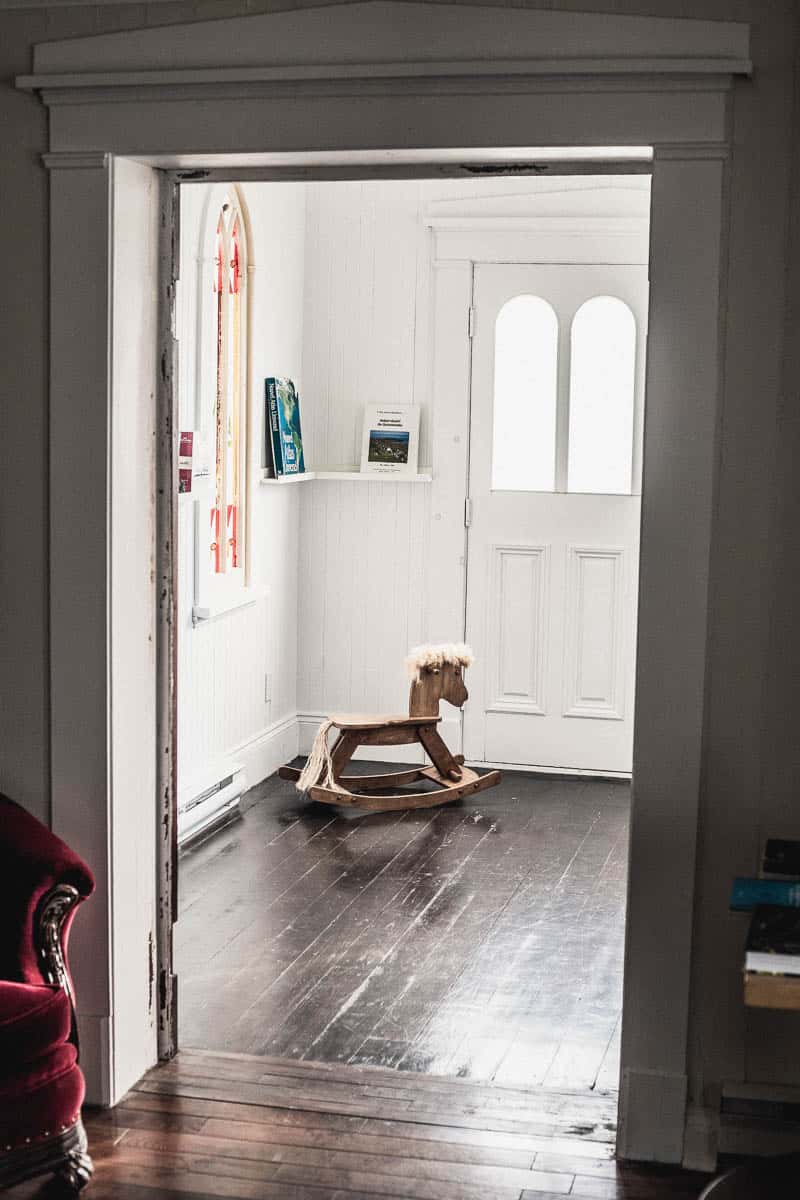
<box><xmin>405</xmin><ymin>642</ymin><xmax>474</xmax><ymax>682</ymax></box>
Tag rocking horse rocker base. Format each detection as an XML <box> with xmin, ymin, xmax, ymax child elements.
<box><xmin>281</xmin><ymin>644</ymin><xmax>501</xmax><ymax>812</ymax></box>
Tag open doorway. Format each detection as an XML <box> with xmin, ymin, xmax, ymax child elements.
<box><xmin>173</xmin><ymin>171</ymin><xmax>649</xmax><ymax>1098</ymax></box>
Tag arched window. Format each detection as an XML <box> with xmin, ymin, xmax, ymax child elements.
<box><xmin>210</xmin><ymin>192</ymin><xmax>248</xmax><ymax>576</ymax></box>
<box><xmin>492</xmin><ymin>295</ymin><xmax>559</xmax><ymax>492</ymax></box>
<box><xmin>567</xmin><ymin>296</ymin><xmax>636</xmax><ymax>495</ymax></box>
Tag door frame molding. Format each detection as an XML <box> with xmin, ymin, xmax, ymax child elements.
<box><xmin>20</xmin><ymin>0</ymin><xmax>745</xmax><ymax>1163</ymax></box>
<box><xmin>448</xmin><ymin>249</ymin><xmax>649</xmax><ymax>770</ymax></box>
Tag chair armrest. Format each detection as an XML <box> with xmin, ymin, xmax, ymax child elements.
<box><xmin>0</xmin><ymin>795</ymin><xmax>94</xmax><ymax>986</ymax></box>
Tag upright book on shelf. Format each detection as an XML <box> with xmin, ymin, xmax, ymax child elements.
<box><xmin>745</xmin><ymin>905</ymin><xmax>800</xmax><ymax>975</ymax></box>
<box><xmin>265</xmin><ymin>378</ymin><xmax>306</xmax><ymax>477</ymax></box>
<box><xmin>359</xmin><ymin>405</ymin><xmax>420</xmax><ymax>476</ymax></box>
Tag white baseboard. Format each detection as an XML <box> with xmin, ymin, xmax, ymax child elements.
<box><xmin>232</xmin><ymin>712</ymin><xmax>299</xmax><ymax>782</ymax></box>
<box><xmin>297</xmin><ymin>711</ymin><xmax>462</xmax><ymax>765</ymax></box>
<box><xmin>466</xmin><ymin>760</ymin><xmax>631</xmax><ymax>781</ymax></box>
<box><xmin>77</xmin><ymin>1013</ymin><xmax>113</xmax><ymax>1106</ymax></box>
<box><xmin>617</xmin><ymin>1068</ymin><xmax>687</xmax><ymax>1163</ymax></box>
<box><xmin>682</xmin><ymin>1102</ymin><xmax>720</xmax><ymax>1171</ymax></box>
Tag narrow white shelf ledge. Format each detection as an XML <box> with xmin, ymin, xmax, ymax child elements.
<box><xmin>259</xmin><ymin>469</ymin><xmax>316</xmax><ymax>484</ymax></box>
<box><xmin>260</xmin><ymin>468</ymin><xmax>432</xmax><ymax>484</ymax></box>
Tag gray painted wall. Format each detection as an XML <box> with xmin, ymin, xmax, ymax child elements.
<box><xmin>0</xmin><ymin>0</ymin><xmax>797</xmax><ymax>1139</ymax></box>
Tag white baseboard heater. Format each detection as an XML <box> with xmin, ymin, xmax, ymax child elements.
<box><xmin>177</xmin><ymin>766</ymin><xmax>247</xmax><ymax>848</ymax></box>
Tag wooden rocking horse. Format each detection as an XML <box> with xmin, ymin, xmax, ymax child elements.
<box><xmin>279</xmin><ymin>643</ymin><xmax>501</xmax><ymax>812</ymax></box>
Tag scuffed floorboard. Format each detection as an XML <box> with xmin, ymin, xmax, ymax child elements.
<box><xmin>177</xmin><ymin>767</ymin><xmax>629</xmax><ymax>1093</ymax></box>
<box><xmin>72</xmin><ymin>1050</ymin><xmax>711</xmax><ymax>1199</ymax></box>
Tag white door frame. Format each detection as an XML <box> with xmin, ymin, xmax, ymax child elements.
<box><xmin>19</xmin><ymin>0</ymin><xmax>749</xmax><ymax>1164</ymax></box>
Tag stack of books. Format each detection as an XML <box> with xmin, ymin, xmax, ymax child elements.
<box><xmin>732</xmin><ymin>841</ymin><xmax>800</xmax><ymax>1010</ymax></box>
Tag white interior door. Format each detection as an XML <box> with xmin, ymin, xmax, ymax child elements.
<box><xmin>464</xmin><ymin>263</ymin><xmax>649</xmax><ymax>773</ymax></box>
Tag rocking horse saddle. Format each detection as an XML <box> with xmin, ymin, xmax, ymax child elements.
<box><xmin>328</xmin><ymin>713</ymin><xmax>441</xmax><ymax>730</ymax></box>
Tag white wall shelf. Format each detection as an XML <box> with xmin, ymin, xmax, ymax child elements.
<box><xmin>260</xmin><ymin>468</ymin><xmax>432</xmax><ymax>484</ymax></box>
<box><xmin>259</xmin><ymin>469</ymin><xmax>316</xmax><ymax>484</ymax></box>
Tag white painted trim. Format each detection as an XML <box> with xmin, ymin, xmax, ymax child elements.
<box><xmin>231</xmin><ymin>713</ymin><xmax>300</xmax><ymax>785</ymax></box>
<box><xmin>428</xmin><ymin>195</ymin><xmax>651</xmax><ymax>265</ymax></box>
<box><xmin>427</xmin><ymin>216</ymin><xmax>649</xmax><ymax>234</ymax></box>
<box><xmin>466</xmin><ymin>760</ymin><xmax>631</xmax><ymax>781</ymax></box>
<box><xmin>144</xmin><ymin>148</ymin><xmax>657</xmax><ymax>171</ymax></box>
<box><xmin>18</xmin><ymin>56</ymin><xmax>752</xmax><ymax>94</ymax></box>
<box><xmin>432</xmin><ymin>229</ymin><xmax>650</xmax><ymax>266</ymax></box>
<box><xmin>619</xmin><ymin>1069</ymin><xmax>689</xmax><ymax>1163</ymax></box>
<box><xmin>259</xmin><ymin>469</ymin><xmax>433</xmax><ymax>484</ymax></box>
<box><xmin>21</xmin><ymin>3</ymin><xmax>752</xmax><ymax>81</ymax></box>
<box><xmin>191</xmin><ymin>589</ymin><xmax>260</xmax><ymax>625</ymax></box>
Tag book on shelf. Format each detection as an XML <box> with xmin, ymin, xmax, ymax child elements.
<box><xmin>265</xmin><ymin>378</ymin><xmax>306</xmax><ymax>477</ymax></box>
<box><xmin>730</xmin><ymin>877</ymin><xmax>800</xmax><ymax>911</ymax></box>
<box><xmin>763</xmin><ymin>838</ymin><xmax>800</xmax><ymax>878</ymax></box>
<box><xmin>359</xmin><ymin>405</ymin><xmax>420</xmax><ymax>476</ymax></box>
<box><xmin>745</xmin><ymin>905</ymin><xmax>800</xmax><ymax>976</ymax></box>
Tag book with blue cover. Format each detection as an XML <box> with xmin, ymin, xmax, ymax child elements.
<box><xmin>265</xmin><ymin>378</ymin><xmax>305</xmax><ymax>477</ymax></box>
<box><xmin>730</xmin><ymin>877</ymin><xmax>800</xmax><ymax>911</ymax></box>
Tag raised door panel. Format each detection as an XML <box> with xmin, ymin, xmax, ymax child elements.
<box><xmin>488</xmin><ymin>544</ymin><xmax>549</xmax><ymax>714</ymax></box>
<box><xmin>563</xmin><ymin>546</ymin><xmax>625</xmax><ymax>720</ymax></box>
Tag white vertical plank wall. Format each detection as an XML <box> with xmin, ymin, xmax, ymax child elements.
<box><xmin>298</xmin><ymin>179</ymin><xmax>519</xmax><ymax>744</ymax></box>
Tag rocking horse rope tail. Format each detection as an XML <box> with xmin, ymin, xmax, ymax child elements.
<box><xmin>296</xmin><ymin>720</ymin><xmax>347</xmax><ymax>794</ymax></box>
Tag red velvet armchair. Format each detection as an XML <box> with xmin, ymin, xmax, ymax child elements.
<box><xmin>0</xmin><ymin>795</ymin><xmax>95</xmax><ymax>1193</ymax></box>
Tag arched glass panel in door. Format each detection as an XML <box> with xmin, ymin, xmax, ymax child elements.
<box><xmin>491</xmin><ymin>295</ymin><xmax>558</xmax><ymax>492</ymax></box>
<box><xmin>567</xmin><ymin>296</ymin><xmax>637</xmax><ymax>495</ymax></box>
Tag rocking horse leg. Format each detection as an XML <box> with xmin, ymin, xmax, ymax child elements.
<box><xmin>418</xmin><ymin>726</ymin><xmax>463</xmax><ymax>783</ymax></box>
<box><xmin>329</xmin><ymin>732</ymin><xmax>360</xmax><ymax>787</ymax></box>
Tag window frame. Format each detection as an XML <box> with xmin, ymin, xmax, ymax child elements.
<box><xmin>192</xmin><ymin>184</ymin><xmax>253</xmax><ymax>622</ymax></box>
<box><xmin>566</xmin><ymin>293</ymin><xmax>638</xmax><ymax>496</ymax></box>
<box><xmin>488</xmin><ymin>273</ymin><xmax>647</xmax><ymax>499</ymax></box>
<box><xmin>491</xmin><ymin>293</ymin><xmax>560</xmax><ymax>493</ymax></box>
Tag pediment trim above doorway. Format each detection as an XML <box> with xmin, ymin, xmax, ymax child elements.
<box><xmin>17</xmin><ymin>1</ymin><xmax>751</xmax><ymax>95</ymax></box>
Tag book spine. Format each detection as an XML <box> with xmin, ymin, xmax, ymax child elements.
<box><xmin>281</xmin><ymin>382</ymin><xmax>299</xmax><ymax>474</ymax></box>
<box><xmin>263</xmin><ymin>383</ymin><xmax>275</xmax><ymax>476</ymax></box>
<box><xmin>730</xmin><ymin>878</ymin><xmax>800</xmax><ymax>911</ymax></box>
<box><xmin>267</xmin><ymin>380</ymin><xmax>284</xmax><ymax>476</ymax></box>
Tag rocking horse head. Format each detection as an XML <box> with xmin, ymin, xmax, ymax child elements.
<box><xmin>406</xmin><ymin>643</ymin><xmax>474</xmax><ymax>717</ymax></box>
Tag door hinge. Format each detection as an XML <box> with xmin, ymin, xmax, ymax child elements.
<box><xmin>464</xmin><ymin>497</ymin><xmax>473</xmax><ymax>528</ymax></box>
<box><xmin>468</xmin><ymin>305</ymin><xmax>475</xmax><ymax>339</ymax></box>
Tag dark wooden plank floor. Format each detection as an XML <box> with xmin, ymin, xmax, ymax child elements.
<box><xmin>70</xmin><ymin>1052</ymin><xmax>710</xmax><ymax>1199</ymax></box>
<box><xmin>176</xmin><ymin>766</ymin><xmax>629</xmax><ymax>1092</ymax></box>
